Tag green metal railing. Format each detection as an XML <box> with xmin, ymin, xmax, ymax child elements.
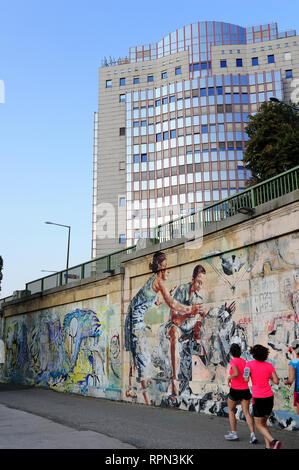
<box><xmin>0</xmin><ymin>165</ymin><xmax>298</xmax><ymax>302</ymax></box>
<box><xmin>25</xmin><ymin>245</ymin><xmax>137</xmax><ymax>295</ymax></box>
<box><xmin>154</xmin><ymin>165</ymin><xmax>299</xmax><ymax>243</ymax></box>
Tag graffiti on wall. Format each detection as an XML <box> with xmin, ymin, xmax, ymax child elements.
<box><xmin>4</xmin><ymin>299</ymin><xmax>122</xmax><ymax>399</ymax></box>
<box><xmin>124</xmin><ymin>233</ymin><xmax>299</xmax><ymax>428</ymax></box>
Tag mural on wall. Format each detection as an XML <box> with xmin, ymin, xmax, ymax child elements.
<box><xmin>3</xmin><ymin>298</ymin><xmax>122</xmax><ymax>399</ymax></box>
<box><xmin>124</xmin><ymin>233</ymin><xmax>299</xmax><ymax>429</ymax></box>
<box><xmin>2</xmin><ymin>229</ymin><xmax>299</xmax><ymax>428</ymax></box>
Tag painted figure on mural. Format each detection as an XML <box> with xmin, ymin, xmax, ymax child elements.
<box><xmin>164</xmin><ymin>264</ymin><xmax>206</xmax><ymax>399</ymax></box>
<box><xmin>124</xmin><ymin>251</ymin><xmax>202</xmax><ymax>405</ymax></box>
<box><xmin>201</xmin><ymin>301</ymin><xmax>250</xmax><ymax>368</ymax></box>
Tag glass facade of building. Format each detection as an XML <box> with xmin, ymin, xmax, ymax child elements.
<box><xmin>125</xmin><ymin>70</ymin><xmax>283</xmax><ymax>244</ymax></box>
<box><xmin>95</xmin><ymin>21</ymin><xmax>297</xmax><ymax>252</ymax></box>
<box><xmin>129</xmin><ymin>21</ymin><xmax>295</xmax><ymax>66</ymax></box>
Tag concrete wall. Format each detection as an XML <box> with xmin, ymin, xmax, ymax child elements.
<box><xmin>1</xmin><ymin>274</ymin><xmax>123</xmax><ymax>400</ymax></box>
<box><xmin>1</xmin><ymin>193</ymin><xmax>299</xmax><ymax>430</ymax></box>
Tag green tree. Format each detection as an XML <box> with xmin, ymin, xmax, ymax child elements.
<box><xmin>243</xmin><ymin>100</ymin><xmax>299</xmax><ymax>185</ymax></box>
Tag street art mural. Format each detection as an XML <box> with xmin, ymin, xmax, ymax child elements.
<box><xmin>124</xmin><ymin>233</ymin><xmax>299</xmax><ymax>429</ymax></box>
<box><xmin>3</xmin><ymin>298</ymin><xmax>122</xmax><ymax>399</ymax></box>
<box><xmin>1</xmin><ymin>229</ymin><xmax>299</xmax><ymax>429</ymax></box>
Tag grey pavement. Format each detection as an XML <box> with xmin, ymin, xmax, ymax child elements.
<box><xmin>0</xmin><ymin>383</ymin><xmax>298</xmax><ymax>450</ymax></box>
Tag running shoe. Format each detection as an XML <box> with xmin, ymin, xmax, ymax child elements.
<box><xmin>270</xmin><ymin>439</ymin><xmax>282</xmax><ymax>449</ymax></box>
<box><xmin>224</xmin><ymin>431</ymin><xmax>239</xmax><ymax>441</ymax></box>
<box><xmin>250</xmin><ymin>435</ymin><xmax>258</xmax><ymax>444</ymax></box>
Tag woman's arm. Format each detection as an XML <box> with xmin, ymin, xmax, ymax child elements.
<box><xmin>270</xmin><ymin>371</ymin><xmax>279</xmax><ymax>385</ymax></box>
<box><xmin>156</xmin><ymin>278</ymin><xmax>201</xmax><ymax>315</ymax></box>
<box><xmin>227</xmin><ymin>365</ymin><xmax>238</xmax><ymax>385</ymax></box>
<box><xmin>285</xmin><ymin>365</ymin><xmax>295</xmax><ymax>385</ymax></box>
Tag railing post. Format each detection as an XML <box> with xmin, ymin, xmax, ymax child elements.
<box><xmin>250</xmin><ymin>187</ymin><xmax>256</xmax><ymax>208</ymax></box>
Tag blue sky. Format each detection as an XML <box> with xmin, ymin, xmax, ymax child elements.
<box><xmin>0</xmin><ymin>0</ymin><xmax>298</xmax><ymax>298</ymax></box>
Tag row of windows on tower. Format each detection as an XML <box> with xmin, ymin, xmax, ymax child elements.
<box><xmin>220</xmin><ymin>55</ymin><xmax>276</xmax><ymax>68</ymax></box>
<box><xmin>106</xmin><ymin>67</ymin><xmax>182</xmax><ymax>88</ymax></box>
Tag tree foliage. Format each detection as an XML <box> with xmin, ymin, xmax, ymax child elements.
<box><xmin>243</xmin><ymin>100</ymin><xmax>299</xmax><ymax>185</ymax></box>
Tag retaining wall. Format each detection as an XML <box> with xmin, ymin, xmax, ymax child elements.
<box><xmin>1</xmin><ymin>192</ymin><xmax>299</xmax><ymax>430</ymax></box>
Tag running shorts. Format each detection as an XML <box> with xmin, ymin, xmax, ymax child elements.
<box><xmin>228</xmin><ymin>388</ymin><xmax>252</xmax><ymax>402</ymax></box>
<box><xmin>252</xmin><ymin>396</ymin><xmax>274</xmax><ymax>418</ymax></box>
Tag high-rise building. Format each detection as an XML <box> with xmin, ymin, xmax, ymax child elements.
<box><xmin>93</xmin><ymin>21</ymin><xmax>298</xmax><ymax>258</ymax></box>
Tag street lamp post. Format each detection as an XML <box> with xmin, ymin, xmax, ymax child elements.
<box><xmin>45</xmin><ymin>222</ymin><xmax>71</xmax><ymax>278</ymax></box>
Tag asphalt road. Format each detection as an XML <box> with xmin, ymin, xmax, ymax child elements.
<box><xmin>0</xmin><ymin>383</ymin><xmax>298</xmax><ymax>452</ymax></box>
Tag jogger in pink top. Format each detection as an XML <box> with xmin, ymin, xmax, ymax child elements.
<box><xmin>245</xmin><ymin>344</ymin><xmax>282</xmax><ymax>449</ymax></box>
<box><xmin>225</xmin><ymin>343</ymin><xmax>257</xmax><ymax>443</ymax></box>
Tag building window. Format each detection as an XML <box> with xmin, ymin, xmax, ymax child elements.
<box><xmin>119</xmin><ymin>197</ymin><xmax>126</xmax><ymax>207</ymax></box>
<box><xmin>119</xmin><ymin>234</ymin><xmax>126</xmax><ymax>244</ymax></box>
<box><xmin>163</xmin><ymin>131</ymin><xmax>169</xmax><ymax>140</ymax></box>
<box><xmin>161</xmin><ymin>71</ymin><xmax>167</xmax><ymax>79</ymax></box>
<box><xmin>208</xmin><ymin>87</ymin><xmax>214</xmax><ymax>96</ymax></box>
<box><xmin>133</xmin><ymin>121</ymin><xmax>139</xmax><ymax>128</ymax></box>
<box><xmin>175</xmin><ymin>66</ymin><xmax>182</xmax><ymax>75</ymax></box>
<box><xmin>200</xmin><ymin>88</ymin><xmax>206</xmax><ymax>97</ymax></box>
<box><xmin>268</xmin><ymin>54</ymin><xmax>275</xmax><ymax>64</ymax></box>
<box><xmin>133</xmin><ymin>77</ymin><xmax>139</xmax><ymax>84</ymax></box>
<box><xmin>217</xmin><ymin>86</ymin><xmax>223</xmax><ymax>95</ymax></box>
<box><xmin>252</xmin><ymin>57</ymin><xmax>258</xmax><ymax>66</ymax></box>
<box><xmin>119</xmin><ymin>94</ymin><xmax>125</xmax><ymax>102</ymax></box>
<box><xmin>169</xmin><ymin>95</ymin><xmax>176</xmax><ymax>103</ymax></box>
<box><xmin>162</xmin><ymin>97</ymin><xmax>168</xmax><ymax>105</ymax></box>
<box><xmin>156</xmin><ymin>133</ymin><xmax>161</xmax><ymax>142</ymax></box>
<box><xmin>141</xmin><ymin>154</ymin><xmax>147</xmax><ymax>162</ymax></box>
<box><xmin>147</xmin><ymin>75</ymin><xmax>154</xmax><ymax>82</ymax></box>
<box><xmin>106</xmin><ymin>80</ymin><xmax>112</xmax><ymax>88</ymax></box>
<box><xmin>220</xmin><ymin>60</ymin><xmax>227</xmax><ymax>68</ymax></box>
<box><xmin>133</xmin><ymin>155</ymin><xmax>139</xmax><ymax>163</ymax></box>
<box><xmin>119</xmin><ymin>127</ymin><xmax>125</xmax><ymax>136</ymax></box>
<box><xmin>236</xmin><ymin>58</ymin><xmax>243</xmax><ymax>67</ymax></box>
<box><xmin>155</xmin><ymin>99</ymin><xmax>161</xmax><ymax>107</ymax></box>
<box><xmin>120</xmin><ymin>77</ymin><xmax>126</xmax><ymax>86</ymax></box>
<box><xmin>170</xmin><ymin>129</ymin><xmax>176</xmax><ymax>139</ymax></box>
<box><xmin>285</xmin><ymin>69</ymin><xmax>293</xmax><ymax>79</ymax></box>
<box><xmin>140</xmin><ymin>120</ymin><xmax>146</xmax><ymax>127</ymax></box>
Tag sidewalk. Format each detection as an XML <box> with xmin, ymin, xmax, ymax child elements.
<box><xmin>0</xmin><ymin>383</ymin><xmax>298</xmax><ymax>450</ymax></box>
<box><xmin>0</xmin><ymin>404</ymin><xmax>135</xmax><ymax>449</ymax></box>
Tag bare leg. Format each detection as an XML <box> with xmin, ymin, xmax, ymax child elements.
<box><xmin>125</xmin><ymin>364</ymin><xmax>137</xmax><ymax>398</ymax></box>
<box><xmin>141</xmin><ymin>379</ymin><xmax>150</xmax><ymax>405</ymax></box>
<box><xmin>254</xmin><ymin>416</ymin><xmax>273</xmax><ymax>448</ymax></box>
<box><xmin>168</xmin><ymin>325</ymin><xmax>180</xmax><ymax>397</ymax></box>
<box><xmin>228</xmin><ymin>398</ymin><xmax>238</xmax><ymax>432</ymax></box>
<box><xmin>241</xmin><ymin>399</ymin><xmax>255</xmax><ymax>434</ymax></box>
